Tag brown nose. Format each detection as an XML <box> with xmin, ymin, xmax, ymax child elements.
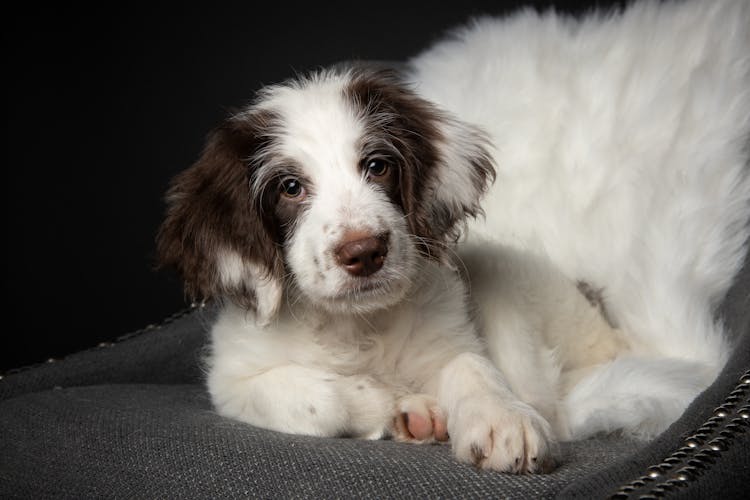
<box><xmin>335</xmin><ymin>234</ymin><xmax>389</xmax><ymax>277</ymax></box>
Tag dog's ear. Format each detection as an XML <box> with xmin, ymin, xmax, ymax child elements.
<box><xmin>156</xmin><ymin>112</ymin><xmax>284</xmax><ymax>324</ymax></box>
<box><xmin>346</xmin><ymin>68</ymin><xmax>495</xmax><ymax>259</ymax></box>
<box><xmin>404</xmin><ymin>114</ymin><xmax>496</xmax><ymax>255</ymax></box>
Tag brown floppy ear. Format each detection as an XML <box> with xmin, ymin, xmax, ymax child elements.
<box><xmin>346</xmin><ymin>68</ymin><xmax>495</xmax><ymax>258</ymax></box>
<box><xmin>156</xmin><ymin>111</ymin><xmax>284</xmax><ymax>324</ymax></box>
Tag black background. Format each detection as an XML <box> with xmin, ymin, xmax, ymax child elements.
<box><xmin>4</xmin><ymin>1</ymin><xmax>621</xmax><ymax>372</ymax></box>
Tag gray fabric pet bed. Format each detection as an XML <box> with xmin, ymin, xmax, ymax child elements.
<box><xmin>1</xmin><ymin>249</ymin><xmax>747</xmax><ymax>498</ymax></box>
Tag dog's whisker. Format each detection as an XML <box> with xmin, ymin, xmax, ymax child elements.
<box><xmin>354</xmin><ymin>311</ymin><xmax>378</xmax><ymax>335</ymax></box>
<box><xmin>408</xmin><ymin>234</ymin><xmax>472</xmax><ymax>296</ymax></box>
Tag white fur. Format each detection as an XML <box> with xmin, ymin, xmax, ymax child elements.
<box><xmin>411</xmin><ymin>0</ymin><xmax>750</xmax><ymax>438</ymax></box>
<box><xmin>203</xmin><ymin>0</ymin><xmax>750</xmax><ymax>473</ymax></box>
<box><xmin>216</xmin><ymin>249</ymin><xmax>282</xmax><ymax>325</ymax></box>
<box><xmin>250</xmin><ymin>73</ymin><xmax>420</xmax><ymax>313</ymax></box>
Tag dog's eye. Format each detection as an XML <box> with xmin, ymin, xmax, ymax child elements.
<box><xmin>365</xmin><ymin>158</ymin><xmax>390</xmax><ymax>178</ymax></box>
<box><xmin>279</xmin><ymin>177</ymin><xmax>305</xmax><ymax>199</ymax></box>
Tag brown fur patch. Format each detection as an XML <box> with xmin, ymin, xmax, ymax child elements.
<box><xmin>156</xmin><ymin>110</ymin><xmax>284</xmax><ymax>309</ymax></box>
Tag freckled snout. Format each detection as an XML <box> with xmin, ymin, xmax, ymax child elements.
<box><xmin>335</xmin><ymin>232</ymin><xmax>389</xmax><ymax>277</ymax></box>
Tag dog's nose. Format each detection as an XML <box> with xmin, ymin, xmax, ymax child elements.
<box><xmin>335</xmin><ymin>234</ymin><xmax>389</xmax><ymax>277</ymax></box>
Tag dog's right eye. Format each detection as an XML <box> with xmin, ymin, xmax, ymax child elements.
<box><xmin>279</xmin><ymin>177</ymin><xmax>305</xmax><ymax>199</ymax></box>
<box><xmin>365</xmin><ymin>158</ymin><xmax>390</xmax><ymax>178</ymax></box>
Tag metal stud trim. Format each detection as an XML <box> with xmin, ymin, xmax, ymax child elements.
<box><xmin>611</xmin><ymin>369</ymin><xmax>750</xmax><ymax>498</ymax></box>
<box><xmin>0</xmin><ymin>302</ymin><xmax>206</xmax><ymax>379</ymax></box>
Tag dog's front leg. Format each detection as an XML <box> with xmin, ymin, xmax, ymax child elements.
<box><xmin>437</xmin><ymin>353</ymin><xmax>558</xmax><ymax>473</ymax></box>
<box><xmin>208</xmin><ymin>364</ymin><xmax>396</xmax><ymax>439</ymax></box>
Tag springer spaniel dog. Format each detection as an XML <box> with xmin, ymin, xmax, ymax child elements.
<box><xmin>156</xmin><ymin>66</ymin><xmax>621</xmax><ymax>473</ymax></box>
<box><xmin>157</xmin><ymin>0</ymin><xmax>749</xmax><ymax>475</ymax></box>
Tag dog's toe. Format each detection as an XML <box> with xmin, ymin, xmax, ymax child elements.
<box><xmin>393</xmin><ymin>394</ymin><xmax>447</xmax><ymax>443</ymax></box>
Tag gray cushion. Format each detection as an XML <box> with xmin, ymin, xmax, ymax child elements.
<box><xmin>0</xmin><ymin>384</ymin><xmax>642</xmax><ymax>498</ymax></box>
<box><xmin>0</xmin><ymin>257</ymin><xmax>747</xmax><ymax>498</ymax></box>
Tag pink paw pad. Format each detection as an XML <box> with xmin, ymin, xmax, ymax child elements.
<box><xmin>394</xmin><ymin>396</ymin><xmax>449</xmax><ymax>443</ymax></box>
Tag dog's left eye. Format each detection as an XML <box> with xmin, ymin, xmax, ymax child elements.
<box><xmin>364</xmin><ymin>158</ymin><xmax>390</xmax><ymax>178</ymax></box>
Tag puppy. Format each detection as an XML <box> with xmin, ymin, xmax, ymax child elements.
<box><xmin>157</xmin><ymin>66</ymin><xmax>622</xmax><ymax>473</ymax></box>
<box><xmin>157</xmin><ymin>0</ymin><xmax>750</xmax><ymax>474</ymax></box>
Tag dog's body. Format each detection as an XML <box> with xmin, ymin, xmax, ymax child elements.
<box><xmin>158</xmin><ymin>0</ymin><xmax>750</xmax><ymax>474</ymax></box>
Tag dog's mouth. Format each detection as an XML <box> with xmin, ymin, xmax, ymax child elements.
<box><xmin>337</xmin><ymin>277</ymin><xmax>389</xmax><ymax>298</ymax></box>
<box><xmin>323</xmin><ymin>271</ymin><xmax>413</xmax><ymax>311</ymax></box>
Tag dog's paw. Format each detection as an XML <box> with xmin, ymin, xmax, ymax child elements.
<box><xmin>392</xmin><ymin>394</ymin><xmax>449</xmax><ymax>443</ymax></box>
<box><xmin>450</xmin><ymin>395</ymin><xmax>557</xmax><ymax>473</ymax></box>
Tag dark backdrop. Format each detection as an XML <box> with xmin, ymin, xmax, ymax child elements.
<box><xmin>4</xmin><ymin>1</ymin><xmax>621</xmax><ymax>372</ymax></box>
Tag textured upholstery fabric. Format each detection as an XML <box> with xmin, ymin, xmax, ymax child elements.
<box><xmin>0</xmin><ymin>308</ymin><xmax>209</xmax><ymax>402</ymax></box>
<box><xmin>1</xmin><ymin>384</ymin><xmax>641</xmax><ymax>498</ymax></box>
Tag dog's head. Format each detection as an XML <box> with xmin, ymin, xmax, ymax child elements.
<box><xmin>157</xmin><ymin>66</ymin><xmax>494</xmax><ymax>323</ymax></box>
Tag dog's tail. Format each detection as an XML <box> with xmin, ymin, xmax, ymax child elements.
<box><xmin>562</xmin><ymin>355</ymin><xmax>715</xmax><ymax>441</ymax></box>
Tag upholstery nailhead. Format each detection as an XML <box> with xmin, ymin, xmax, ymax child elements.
<box><xmin>610</xmin><ymin>369</ymin><xmax>750</xmax><ymax>498</ymax></box>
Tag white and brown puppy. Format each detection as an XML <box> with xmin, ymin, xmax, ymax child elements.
<box><xmin>157</xmin><ymin>0</ymin><xmax>750</xmax><ymax>476</ymax></box>
<box><xmin>157</xmin><ymin>66</ymin><xmax>620</xmax><ymax>473</ymax></box>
